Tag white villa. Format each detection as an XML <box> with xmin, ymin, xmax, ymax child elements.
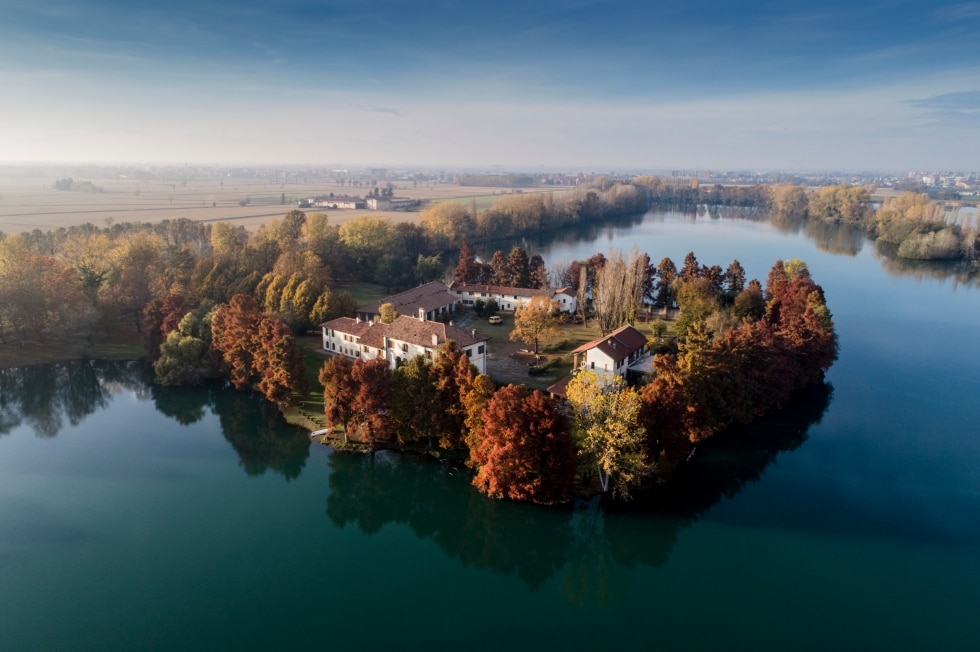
<box><xmin>449</xmin><ymin>282</ymin><xmax>578</xmax><ymax>314</ymax></box>
<box><xmin>321</xmin><ymin>314</ymin><xmax>490</xmax><ymax>374</ymax></box>
<box><xmin>570</xmin><ymin>324</ymin><xmax>650</xmax><ymax>378</ymax></box>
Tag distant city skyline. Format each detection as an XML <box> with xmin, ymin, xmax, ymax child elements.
<box><xmin>2</xmin><ymin>1</ymin><xmax>978</xmax><ymax>171</ymax></box>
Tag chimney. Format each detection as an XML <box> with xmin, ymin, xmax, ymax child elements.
<box><xmin>355</xmin><ymin>316</ymin><xmax>361</xmax><ymax>324</ymax></box>
<box><xmin>432</xmin><ymin>333</ymin><xmax>439</xmax><ymax>346</ymax></box>
<box><xmin>418</xmin><ymin>307</ymin><xmax>426</xmax><ymax>322</ymax></box>
<box><xmin>449</xmin><ymin>320</ymin><xmax>453</xmax><ymax>326</ymax></box>
<box><xmin>471</xmin><ymin>329</ymin><xmax>476</xmax><ymax>337</ymax></box>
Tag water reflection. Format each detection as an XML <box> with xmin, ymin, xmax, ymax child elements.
<box><xmin>0</xmin><ymin>360</ymin><xmax>142</xmax><ymax>438</ymax></box>
<box><xmin>326</xmin><ymin>382</ymin><xmax>833</xmax><ymax>601</ymax></box>
<box><xmin>479</xmin><ymin>207</ymin><xmax>974</xmax><ymax>284</ymax></box>
<box><xmin>211</xmin><ymin>389</ymin><xmax>310</xmax><ymax>481</ymax></box>
<box><xmin>149</xmin><ymin>381</ymin><xmax>310</xmax><ymax>480</ymax></box>
<box><xmin>873</xmin><ymin>241</ymin><xmax>978</xmax><ymax>287</ymax></box>
<box><xmin>0</xmin><ymin>361</ymin><xmax>310</xmax><ymax>481</ymax></box>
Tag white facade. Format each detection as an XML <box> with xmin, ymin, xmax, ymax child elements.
<box><xmin>321</xmin><ymin>315</ymin><xmax>488</xmax><ymax>374</ymax></box>
<box><xmin>450</xmin><ymin>283</ymin><xmax>577</xmax><ymax>314</ymax></box>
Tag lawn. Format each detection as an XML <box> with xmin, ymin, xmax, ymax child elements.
<box><xmin>334</xmin><ymin>281</ymin><xmax>389</xmax><ymax>306</ymax></box>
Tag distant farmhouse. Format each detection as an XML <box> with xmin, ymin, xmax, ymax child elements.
<box><xmin>315</xmin><ymin>195</ymin><xmax>365</xmax><ymax>209</ymax></box>
<box><xmin>366</xmin><ymin>196</ymin><xmax>418</xmax><ymax>211</ymax></box>
<box><xmin>321</xmin><ymin>314</ymin><xmax>489</xmax><ymax>373</ymax></box>
<box><xmin>449</xmin><ymin>282</ymin><xmax>578</xmax><ymax>314</ymax></box>
<box><xmin>356</xmin><ymin>281</ymin><xmax>459</xmax><ymax>323</ymax></box>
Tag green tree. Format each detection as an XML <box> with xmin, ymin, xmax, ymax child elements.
<box><xmin>153</xmin><ymin>311</ymin><xmax>215</xmax><ymax>386</ymax></box>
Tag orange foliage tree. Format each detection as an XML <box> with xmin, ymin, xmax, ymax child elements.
<box><xmin>469</xmin><ymin>384</ymin><xmax>575</xmax><ymax>505</ymax></box>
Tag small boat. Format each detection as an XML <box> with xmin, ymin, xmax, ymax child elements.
<box><xmin>310</xmin><ymin>428</ymin><xmax>331</xmax><ymax>437</ymax></box>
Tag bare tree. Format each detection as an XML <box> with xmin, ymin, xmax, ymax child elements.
<box><xmin>592</xmin><ymin>247</ymin><xmax>647</xmax><ymax>334</ymax></box>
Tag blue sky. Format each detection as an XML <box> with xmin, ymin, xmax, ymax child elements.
<box><xmin>1</xmin><ymin>0</ymin><xmax>978</xmax><ymax>171</ymax></box>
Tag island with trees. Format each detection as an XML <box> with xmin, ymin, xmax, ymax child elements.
<box><xmin>0</xmin><ymin>176</ymin><xmax>861</xmax><ymax>504</ymax></box>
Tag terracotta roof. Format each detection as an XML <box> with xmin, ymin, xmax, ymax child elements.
<box><xmin>570</xmin><ymin>325</ymin><xmax>648</xmax><ymax>362</ymax></box>
<box><xmin>320</xmin><ymin>316</ymin><xmax>374</xmax><ymax>337</ymax></box>
<box><xmin>359</xmin><ymin>281</ymin><xmax>457</xmax><ymax>316</ymax></box>
<box><xmin>608</xmin><ymin>325</ymin><xmax>648</xmax><ymax>351</ymax></box>
<box><xmin>352</xmin><ymin>315</ymin><xmax>489</xmax><ymax>350</ymax></box>
<box><xmin>546</xmin><ymin>375</ymin><xmax>573</xmax><ymax>399</ymax></box>
<box><xmin>449</xmin><ymin>282</ymin><xmax>553</xmax><ymax>299</ymax></box>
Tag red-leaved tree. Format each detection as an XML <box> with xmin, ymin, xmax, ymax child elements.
<box><xmin>469</xmin><ymin>384</ymin><xmax>575</xmax><ymax>505</ymax></box>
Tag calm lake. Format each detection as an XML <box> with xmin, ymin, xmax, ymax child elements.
<box><xmin>2</xmin><ymin>211</ymin><xmax>979</xmax><ymax>651</ymax></box>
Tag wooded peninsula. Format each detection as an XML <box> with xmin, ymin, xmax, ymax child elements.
<box><xmin>5</xmin><ymin>175</ymin><xmax>966</xmax><ymax>502</ymax></box>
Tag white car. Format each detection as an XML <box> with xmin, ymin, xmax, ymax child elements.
<box><xmin>488</xmin><ymin>315</ymin><xmax>502</xmax><ymax>325</ymax></box>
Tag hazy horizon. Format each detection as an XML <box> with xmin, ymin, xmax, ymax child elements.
<box><xmin>2</xmin><ymin>1</ymin><xmax>978</xmax><ymax>171</ymax></box>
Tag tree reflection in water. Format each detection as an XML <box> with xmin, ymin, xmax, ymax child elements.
<box><xmin>326</xmin><ymin>382</ymin><xmax>833</xmax><ymax>603</ymax></box>
<box><xmin>0</xmin><ymin>360</ymin><xmax>310</xmax><ymax>481</ymax></box>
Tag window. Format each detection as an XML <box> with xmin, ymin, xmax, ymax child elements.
<box><xmin>401</xmin><ymin>343</ymin><xmax>409</xmax><ymax>353</ymax></box>
<box><xmin>425</xmin><ymin>350</ymin><xmax>432</xmax><ymax>360</ymax></box>
<box><xmin>363</xmin><ymin>345</ymin><xmax>369</xmax><ymax>353</ymax></box>
<box><xmin>463</xmin><ymin>349</ymin><xmax>471</xmax><ymax>358</ymax></box>
<box><xmin>478</xmin><ymin>345</ymin><xmax>485</xmax><ymax>354</ymax></box>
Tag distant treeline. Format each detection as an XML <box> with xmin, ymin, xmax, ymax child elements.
<box><xmin>457</xmin><ymin>174</ymin><xmax>536</xmax><ymax>187</ymax></box>
<box><xmin>54</xmin><ymin>177</ymin><xmax>103</xmax><ymax>193</ymax></box>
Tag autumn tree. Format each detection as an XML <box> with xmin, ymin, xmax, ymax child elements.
<box><xmin>510</xmin><ymin>296</ymin><xmax>563</xmax><ymax>355</ymax></box>
<box><xmin>673</xmin><ymin>276</ymin><xmax>720</xmax><ymax>338</ymax></box>
<box><xmin>489</xmin><ymin>250</ymin><xmax>511</xmax><ymax>285</ymax></box>
<box><xmin>349</xmin><ymin>357</ymin><xmax>393</xmax><ymax>442</ymax></box>
<box><xmin>454</xmin><ymin>240</ymin><xmax>480</xmax><ymax>284</ymax></box>
<box><xmin>508</xmin><ymin>246</ymin><xmax>532</xmax><ymax>288</ymax></box>
<box><xmin>462</xmin><ymin>373</ymin><xmax>496</xmax><ymax>450</ymax></box>
<box><xmin>770</xmin><ymin>183</ymin><xmax>808</xmax><ymax>222</ymax></box>
<box><xmin>319</xmin><ymin>355</ymin><xmax>357</xmax><ymax>443</ymax></box>
<box><xmin>469</xmin><ymin>385</ymin><xmax>575</xmax><ymax>505</ymax></box>
<box><xmin>379</xmin><ymin>302</ymin><xmax>399</xmax><ymax>324</ymax></box>
<box><xmin>390</xmin><ymin>355</ymin><xmax>436</xmax><ymax>446</ymax></box>
<box><xmin>679</xmin><ymin>251</ymin><xmax>700</xmax><ymax>279</ymax></box>
<box><xmin>420</xmin><ymin>201</ymin><xmax>471</xmax><ymax>248</ymax></box>
<box><xmin>428</xmin><ymin>340</ymin><xmax>477</xmax><ymax>449</ymax></box>
<box><xmin>210</xmin><ymin>294</ymin><xmax>262</xmax><ymax>390</ymax></box>
<box><xmin>566</xmin><ymin>370</ymin><xmax>652</xmax><ymax>499</ymax></box>
<box><xmin>254</xmin><ymin>316</ymin><xmax>307</xmax><ymax>406</ymax></box>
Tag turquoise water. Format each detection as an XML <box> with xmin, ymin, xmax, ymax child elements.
<box><xmin>2</xmin><ymin>213</ymin><xmax>979</xmax><ymax>650</ymax></box>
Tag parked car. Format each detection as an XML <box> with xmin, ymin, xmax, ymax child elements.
<box><xmin>488</xmin><ymin>315</ymin><xmax>502</xmax><ymax>325</ymax></box>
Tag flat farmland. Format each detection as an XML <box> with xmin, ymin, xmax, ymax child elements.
<box><xmin>0</xmin><ymin>172</ymin><xmax>551</xmax><ymax>235</ymax></box>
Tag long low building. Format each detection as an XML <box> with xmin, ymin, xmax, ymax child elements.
<box><xmin>356</xmin><ymin>281</ymin><xmax>459</xmax><ymax>323</ymax></box>
<box><xmin>321</xmin><ymin>314</ymin><xmax>489</xmax><ymax>374</ymax></box>
<box><xmin>449</xmin><ymin>282</ymin><xmax>578</xmax><ymax>314</ymax></box>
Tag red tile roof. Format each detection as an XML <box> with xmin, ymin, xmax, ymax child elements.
<box><xmin>570</xmin><ymin>325</ymin><xmax>648</xmax><ymax>362</ymax></box>
<box><xmin>339</xmin><ymin>315</ymin><xmax>489</xmax><ymax>350</ymax></box>
<box><xmin>359</xmin><ymin>281</ymin><xmax>457</xmax><ymax>316</ymax></box>
<box><xmin>449</xmin><ymin>282</ymin><xmax>553</xmax><ymax>299</ymax></box>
